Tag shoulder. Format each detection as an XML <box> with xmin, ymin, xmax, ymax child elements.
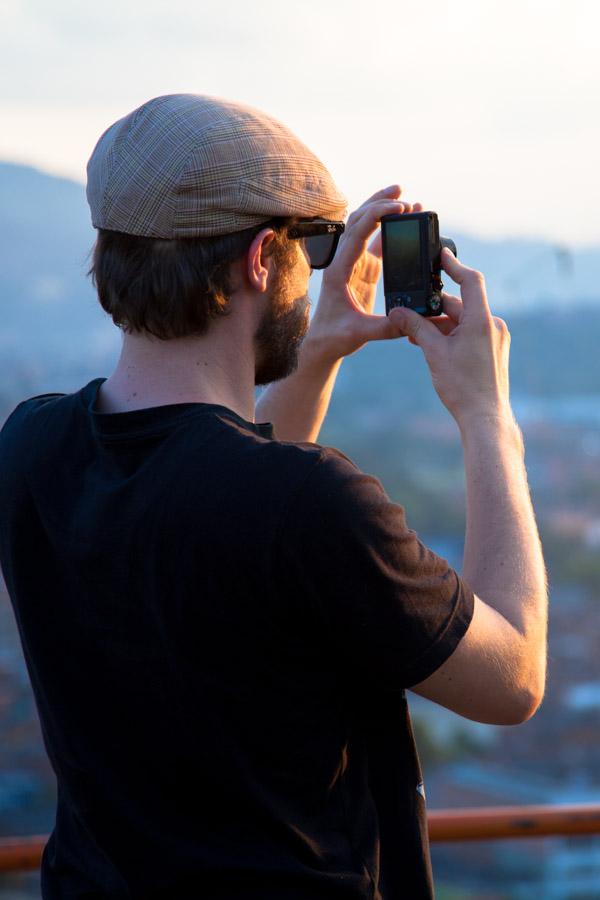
<box><xmin>271</xmin><ymin>439</ymin><xmax>396</xmax><ymax>531</ymax></box>
<box><xmin>0</xmin><ymin>392</ymin><xmax>69</xmax><ymax>458</ymax></box>
<box><xmin>1</xmin><ymin>392</ymin><xmax>67</xmax><ymax>429</ymax></box>
<box><xmin>266</xmin><ymin>438</ymin><xmax>368</xmax><ymax>494</ymax></box>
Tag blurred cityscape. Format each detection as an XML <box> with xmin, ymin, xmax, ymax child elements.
<box><xmin>1</xmin><ymin>163</ymin><xmax>600</xmax><ymax>898</ymax></box>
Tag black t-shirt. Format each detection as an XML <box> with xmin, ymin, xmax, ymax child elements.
<box><xmin>0</xmin><ymin>377</ymin><xmax>474</xmax><ymax>900</ymax></box>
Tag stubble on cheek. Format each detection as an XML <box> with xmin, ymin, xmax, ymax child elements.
<box><xmin>254</xmin><ymin>290</ymin><xmax>311</xmax><ymax>386</ymax></box>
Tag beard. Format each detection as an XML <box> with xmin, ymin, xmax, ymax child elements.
<box><xmin>254</xmin><ymin>287</ymin><xmax>311</xmax><ymax>387</ymax></box>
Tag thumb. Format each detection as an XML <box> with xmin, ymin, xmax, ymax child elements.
<box><xmin>387</xmin><ymin>307</ymin><xmax>443</xmax><ymax>351</ymax></box>
<box><xmin>356</xmin><ymin>311</ymin><xmax>413</xmax><ymax>342</ymax></box>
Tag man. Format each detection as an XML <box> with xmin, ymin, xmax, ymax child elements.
<box><xmin>0</xmin><ymin>94</ymin><xmax>547</xmax><ymax>899</ymax></box>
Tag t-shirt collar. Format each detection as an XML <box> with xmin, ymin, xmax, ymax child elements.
<box><xmin>80</xmin><ymin>378</ymin><xmax>275</xmax><ymax>440</ymax></box>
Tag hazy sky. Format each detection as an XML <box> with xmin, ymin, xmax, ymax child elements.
<box><xmin>1</xmin><ymin>0</ymin><xmax>598</xmax><ymax>245</ymax></box>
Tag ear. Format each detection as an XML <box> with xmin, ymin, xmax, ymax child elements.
<box><xmin>246</xmin><ymin>228</ymin><xmax>276</xmax><ymax>293</ymax></box>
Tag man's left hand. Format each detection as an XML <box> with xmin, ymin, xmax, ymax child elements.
<box><xmin>306</xmin><ymin>185</ymin><xmax>422</xmax><ymax>363</ymax></box>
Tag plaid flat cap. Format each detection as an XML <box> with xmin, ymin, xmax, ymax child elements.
<box><xmin>86</xmin><ymin>93</ymin><xmax>348</xmax><ymax>238</ymax></box>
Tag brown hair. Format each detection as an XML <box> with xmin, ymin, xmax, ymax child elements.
<box><xmin>88</xmin><ymin>219</ymin><xmax>296</xmax><ymax>341</ymax></box>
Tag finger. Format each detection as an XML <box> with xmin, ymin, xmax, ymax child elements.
<box><xmin>355</xmin><ymin>184</ymin><xmax>402</xmax><ymax>211</ymax></box>
<box><xmin>344</xmin><ymin>200</ymin><xmax>414</xmax><ymax>236</ymax></box>
<box><xmin>408</xmin><ymin>315</ymin><xmax>458</xmax><ymax>341</ymax></box>
<box><xmin>387</xmin><ymin>306</ymin><xmax>444</xmax><ymax>352</ymax></box>
<box><xmin>366</xmin><ymin>201</ymin><xmax>422</xmax><ymax>259</ymax></box>
<box><xmin>493</xmin><ymin>315</ymin><xmax>510</xmax><ymax>338</ymax></box>
<box><xmin>362</xmin><ymin>308</ymin><xmax>461</xmax><ymax>342</ymax></box>
<box><xmin>441</xmin><ymin>293</ymin><xmax>464</xmax><ymax>323</ymax></box>
<box><xmin>335</xmin><ymin>199</ymin><xmax>407</xmax><ymax>276</ymax></box>
<box><xmin>428</xmin><ymin>316</ymin><xmax>459</xmax><ymax>336</ymax></box>
<box><xmin>368</xmin><ymin>230</ymin><xmax>382</xmax><ymax>258</ymax></box>
<box><xmin>352</xmin><ymin>311</ymin><xmax>410</xmax><ymax>342</ymax></box>
<box><xmin>441</xmin><ymin>248</ymin><xmax>491</xmax><ymax>321</ymax></box>
<box><xmin>344</xmin><ymin>196</ymin><xmax>415</xmax><ymax>232</ymax></box>
<box><xmin>344</xmin><ymin>186</ymin><xmax>402</xmax><ymax>227</ymax></box>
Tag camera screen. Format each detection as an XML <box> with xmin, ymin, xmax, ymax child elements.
<box><xmin>384</xmin><ymin>219</ymin><xmax>423</xmax><ymax>291</ymax></box>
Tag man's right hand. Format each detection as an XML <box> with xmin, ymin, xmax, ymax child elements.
<box><xmin>388</xmin><ymin>248</ymin><xmax>514</xmax><ymax>433</ymax></box>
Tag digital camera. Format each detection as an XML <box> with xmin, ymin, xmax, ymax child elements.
<box><xmin>381</xmin><ymin>211</ymin><xmax>456</xmax><ymax>317</ymax></box>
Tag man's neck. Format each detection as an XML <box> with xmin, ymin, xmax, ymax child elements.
<box><xmin>96</xmin><ymin>330</ymin><xmax>257</xmax><ymax>422</ymax></box>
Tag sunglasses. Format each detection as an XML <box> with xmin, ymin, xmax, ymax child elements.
<box><xmin>287</xmin><ymin>218</ymin><xmax>345</xmax><ymax>269</ymax></box>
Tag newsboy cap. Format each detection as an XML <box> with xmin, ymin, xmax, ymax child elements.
<box><xmin>86</xmin><ymin>93</ymin><xmax>348</xmax><ymax>238</ymax></box>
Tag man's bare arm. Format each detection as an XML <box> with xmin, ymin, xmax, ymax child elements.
<box><xmin>410</xmin><ymin>414</ymin><xmax>547</xmax><ymax>726</ymax></box>
<box><xmin>461</xmin><ymin>413</ymin><xmax>547</xmax><ymax>705</ymax></box>
<box><xmin>255</xmin><ymin>337</ymin><xmax>343</xmax><ymax>442</ymax></box>
<box><xmin>391</xmin><ymin>253</ymin><xmax>548</xmax><ymax>725</ymax></box>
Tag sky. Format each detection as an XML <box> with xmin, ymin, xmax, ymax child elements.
<box><xmin>1</xmin><ymin>0</ymin><xmax>599</xmax><ymax>246</ymax></box>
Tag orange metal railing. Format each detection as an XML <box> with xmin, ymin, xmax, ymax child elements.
<box><xmin>1</xmin><ymin>804</ymin><xmax>599</xmax><ymax>873</ymax></box>
<box><xmin>427</xmin><ymin>802</ymin><xmax>600</xmax><ymax>842</ymax></box>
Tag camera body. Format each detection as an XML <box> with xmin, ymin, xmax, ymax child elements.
<box><xmin>381</xmin><ymin>211</ymin><xmax>456</xmax><ymax>317</ymax></box>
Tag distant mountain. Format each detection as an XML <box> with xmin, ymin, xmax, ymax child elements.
<box><xmin>0</xmin><ymin>162</ymin><xmax>119</xmax><ymax>373</ymax></box>
<box><xmin>2</xmin><ymin>160</ymin><xmax>600</xmax><ymax>409</ymax></box>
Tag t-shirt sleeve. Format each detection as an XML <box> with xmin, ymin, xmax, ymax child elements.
<box><xmin>271</xmin><ymin>446</ymin><xmax>474</xmax><ymax>690</ymax></box>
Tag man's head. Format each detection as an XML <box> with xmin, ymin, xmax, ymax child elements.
<box><xmin>86</xmin><ymin>94</ymin><xmax>346</xmax><ymax>384</ymax></box>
